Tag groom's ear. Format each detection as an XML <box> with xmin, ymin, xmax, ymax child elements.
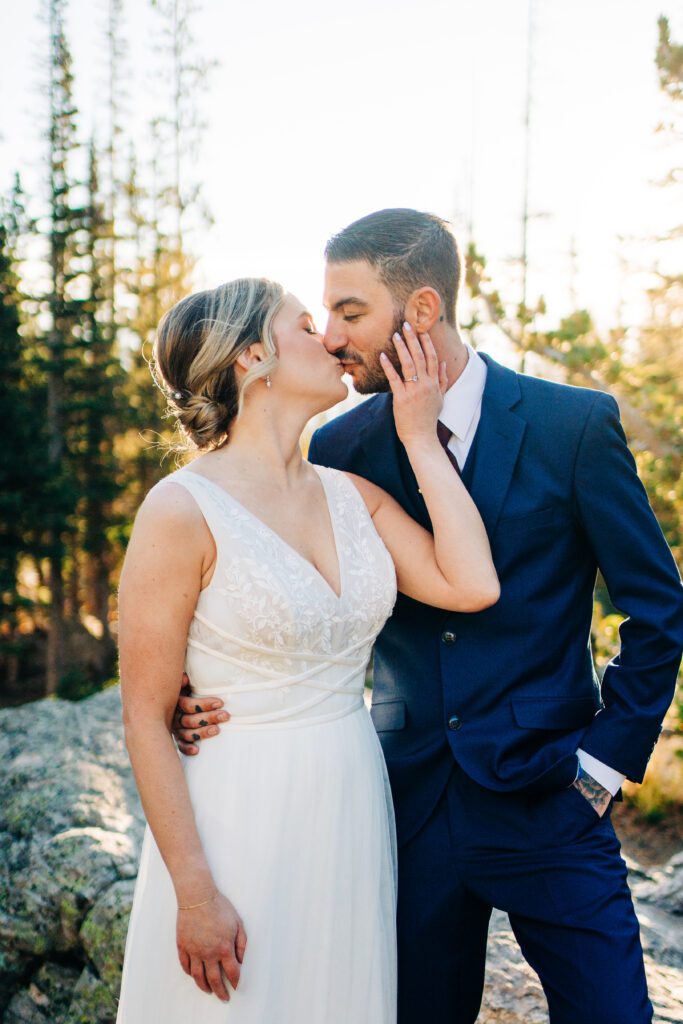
<box><xmin>405</xmin><ymin>287</ymin><xmax>442</xmax><ymax>333</ymax></box>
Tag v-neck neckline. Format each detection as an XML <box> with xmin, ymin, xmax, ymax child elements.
<box><xmin>181</xmin><ymin>464</ymin><xmax>345</xmax><ymax>603</ymax></box>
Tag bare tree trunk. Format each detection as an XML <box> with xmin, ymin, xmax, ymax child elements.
<box><xmin>45</xmin><ymin>1</ymin><xmax>64</xmax><ymax>696</ymax></box>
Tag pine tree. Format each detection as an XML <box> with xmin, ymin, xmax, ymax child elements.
<box><xmin>0</xmin><ymin>180</ymin><xmax>40</xmax><ymax>640</ymax></box>
<box><xmin>70</xmin><ymin>141</ymin><xmax>126</xmax><ymax>672</ymax></box>
<box><xmin>43</xmin><ymin>0</ymin><xmax>84</xmax><ymax>694</ymax></box>
<box><xmin>115</xmin><ymin>0</ymin><xmax>214</xmax><ymax>518</ymax></box>
<box><xmin>117</xmin><ymin>139</ymin><xmax>188</xmax><ymax>514</ymax></box>
<box><xmin>102</xmin><ymin>0</ymin><xmax>125</xmax><ymax>349</ymax></box>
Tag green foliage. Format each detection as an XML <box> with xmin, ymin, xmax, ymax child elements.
<box><xmin>57</xmin><ymin>667</ymin><xmax>118</xmax><ymax>702</ymax></box>
<box><xmin>656</xmin><ymin>15</ymin><xmax>683</xmax><ymax>105</ymax></box>
<box><xmin>1</xmin><ymin>0</ymin><xmax>211</xmax><ymax>703</ymax></box>
<box><xmin>0</xmin><ymin>182</ymin><xmax>33</xmax><ymax>634</ymax></box>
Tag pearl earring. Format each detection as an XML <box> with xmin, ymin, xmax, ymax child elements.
<box><xmin>265</xmin><ymin>375</ymin><xmax>272</xmax><ymax>388</ymax></box>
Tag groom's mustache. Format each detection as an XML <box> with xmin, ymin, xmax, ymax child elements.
<box><xmin>335</xmin><ymin>348</ymin><xmax>366</xmax><ymax>366</ymax></box>
<box><xmin>336</xmin><ymin>339</ymin><xmax>400</xmax><ymax>368</ymax></box>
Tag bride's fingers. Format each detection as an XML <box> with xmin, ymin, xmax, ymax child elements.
<box><xmin>190</xmin><ymin>954</ymin><xmax>211</xmax><ymax>994</ymax></box>
<box><xmin>220</xmin><ymin>948</ymin><xmax>242</xmax><ymax>990</ymax></box>
<box><xmin>177</xmin><ymin>946</ymin><xmax>191</xmax><ymax>975</ymax></box>
<box><xmin>379</xmin><ymin>351</ymin><xmax>404</xmax><ymax>393</ymax></box>
<box><xmin>204</xmin><ymin>959</ymin><xmax>230</xmax><ymax>1002</ymax></box>
<box><xmin>235</xmin><ymin>921</ymin><xmax>248</xmax><ymax>964</ymax></box>
<box><xmin>420</xmin><ymin>331</ymin><xmax>439</xmax><ymax>379</ymax></box>
<box><xmin>439</xmin><ymin>360</ymin><xmax>448</xmax><ymax>394</ymax></box>
<box><xmin>392</xmin><ymin>333</ymin><xmax>418</xmax><ymax>381</ymax></box>
<box><xmin>401</xmin><ymin>322</ymin><xmax>427</xmax><ymax>375</ymax></box>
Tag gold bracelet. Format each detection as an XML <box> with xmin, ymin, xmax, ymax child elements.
<box><xmin>178</xmin><ymin>889</ymin><xmax>219</xmax><ymax>911</ymax></box>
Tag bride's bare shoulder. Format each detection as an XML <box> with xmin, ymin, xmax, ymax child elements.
<box><xmin>141</xmin><ymin>473</ymin><xmax>199</xmax><ymax>515</ymax></box>
<box><xmin>129</xmin><ymin>474</ymin><xmax>208</xmax><ymax>549</ymax></box>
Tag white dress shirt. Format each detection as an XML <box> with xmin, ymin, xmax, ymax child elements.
<box><xmin>438</xmin><ymin>346</ymin><xmax>625</xmax><ymax>796</ymax></box>
<box><xmin>439</xmin><ymin>344</ymin><xmax>488</xmax><ymax>470</ymax></box>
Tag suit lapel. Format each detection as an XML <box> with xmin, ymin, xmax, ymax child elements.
<box><xmin>468</xmin><ymin>354</ymin><xmax>526</xmax><ymax>536</ymax></box>
<box><xmin>358</xmin><ymin>353</ymin><xmax>526</xmax><ymax>537</ymax></box>
<box><xmin>358</xmin><ymin>395</ymin><xmax>432</xmax><ymax>528</ymax></box>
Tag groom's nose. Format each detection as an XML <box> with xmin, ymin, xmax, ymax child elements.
<box><xmin>322</xmin><ymin>320</ymin><xmax>345</xmax><ymax>355</ymax></box>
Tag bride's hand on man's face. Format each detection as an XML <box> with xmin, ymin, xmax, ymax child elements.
<box><xmin>379</xmin><ymin>323</ymin><xmax>447</xmax><ymax>449</ymax></box>
<box><xmin>172</xmin><ymin>674</ymin><xmax>230</xmax><ymax>755</ymax></box>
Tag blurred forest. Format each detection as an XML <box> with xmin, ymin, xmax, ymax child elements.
<box><xmin>1</xmin><ymin>0</ymin><xmax>211</xmax><ymax>701</ymax></box>
<box><xmin>0</xmin><ymin>3</ymin><xmax>681</xmax><ymax>811</ymax></box>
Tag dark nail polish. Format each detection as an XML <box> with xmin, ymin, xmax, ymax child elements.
<box><xmin>192</xmin><ymin>733</ymin><xmax>200</xmax><ymax>741</ymax></box>
<box><xmin>199</xmin><ymin>719</ymin><xmax>208</xmax><ymax>726</ymax></box>
<box><xmin>194</xmin><ymin>704</ymin><xmax>202</xmax><ymax>713</ymax></box>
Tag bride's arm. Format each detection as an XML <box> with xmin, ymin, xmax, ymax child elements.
<box><xmin>347</xmin><ymin>326</ymin><xmax>500</xmax><ymax>612</ymax></box>
<box><xmin>118</xmin><ymin>484</ymin><xmax>246</xmax><ymax>1001</ymax></box>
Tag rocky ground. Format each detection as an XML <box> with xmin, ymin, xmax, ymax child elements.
<box><xmin>1</xmin><ymin>686</ymin><xmax>682</xmax><ymax>1023</ymax></box>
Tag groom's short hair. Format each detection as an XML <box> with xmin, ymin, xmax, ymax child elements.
<box><xmin>324</xmin><ymin>209</ymin><xmax>462</xmax><ymax>326</ymax></box>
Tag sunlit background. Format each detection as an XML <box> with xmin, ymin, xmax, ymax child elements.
<box><xmin>3</xmin><ymin>0</ymin><xmax>680</xmax><ymax>330</ymax></box>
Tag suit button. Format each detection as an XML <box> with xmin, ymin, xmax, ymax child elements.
<box><xmin>448</xmin><ymin>715</ymin><xmax>462</xmax><ymax>731</ymax></box>
<box><xmin>441</xmin><ymin>630</ymin><xmax>457</xmax><ymax>645</ymax></box>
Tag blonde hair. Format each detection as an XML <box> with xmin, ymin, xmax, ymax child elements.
<box><xmin>153</xmin><ymin>278</ymin><xmax>285</xmax><ymax>449</ymax></box>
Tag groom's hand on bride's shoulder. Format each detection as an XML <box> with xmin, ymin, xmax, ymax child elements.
<box><xmin>572</xmin><ymin>767</ymin><xmax>612</xmax><ymax>817</ymax></box>
<box><xmin>172</xmin><ymin>674</ymin><xmax>230</xmax><ymax>756</ymax></box>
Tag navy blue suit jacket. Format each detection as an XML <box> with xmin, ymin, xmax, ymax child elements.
<box><xmin>308</xmin><ymin>354</ymin><xmax>683</xmax><ymax>846</ymax></box>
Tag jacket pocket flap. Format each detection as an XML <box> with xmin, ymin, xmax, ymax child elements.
<box><xmin>371</xmin><ymin>699</ymin><xmax>406</xmax><ymax>732</ymax></box>
<box><xmin>511</xmin><ymin>697</ymin><xmax>597</xmax><ymax>730</ymax></box>
<box><xmin>497</xmin><ymin>507</ymin><xmax>557</xmax><ymax>532</ymax></box>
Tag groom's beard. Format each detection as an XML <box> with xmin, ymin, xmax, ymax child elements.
<box><xmin>337</xmin><ymin>310</ymin><xmax>405</xmax><ymax>395</ymax></box>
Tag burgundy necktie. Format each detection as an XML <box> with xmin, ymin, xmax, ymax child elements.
<box><xmin>436</xmin><ymin>420</ymin><xmax>462</xmax><ymax>478</ymax></box>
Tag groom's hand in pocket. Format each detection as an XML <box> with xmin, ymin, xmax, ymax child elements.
<box><xmin>572</xmin><ymin>769</ymin><xmax>613</xmax><ymax>817</ymax></box>
<box><xmin>172</xmin><ymin>673</ymin><xmax>230</xmax><ymax>755</ymax></box>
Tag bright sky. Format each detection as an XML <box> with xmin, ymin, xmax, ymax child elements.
<box><xmin>2</xmin><ymin>0</ymin><xmax>680</xmax><ymax>336</ymax></box>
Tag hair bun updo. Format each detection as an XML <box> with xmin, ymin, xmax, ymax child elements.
<box><xmin>175</xmin><ymin>392</ymin><xmax>232</xmax><ymax>449</ymax></box>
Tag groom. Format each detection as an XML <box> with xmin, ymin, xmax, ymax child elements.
<box><xmin>173</xmin><ymin>209</ymin><xmax>683</xmax><ymax>1023</ymax></box>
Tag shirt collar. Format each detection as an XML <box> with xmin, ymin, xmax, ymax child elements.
<box><xmin>439</xmin><ymin>345</ymin><xmax>487</xmax><ymax>441</ymax></box>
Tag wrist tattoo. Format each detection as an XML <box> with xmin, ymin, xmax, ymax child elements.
<box><xmin>573</xmin><ymin>771</ymin><xmax>612</xmax><ymax>817</ymax></box>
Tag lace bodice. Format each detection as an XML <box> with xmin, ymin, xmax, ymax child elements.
<box><xmin>158</xmin><ymin>464</ymin><xmax>397</xmax><ymax>728</ymax></box>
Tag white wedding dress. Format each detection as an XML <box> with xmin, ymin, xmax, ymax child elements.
<box><xmin>115</xmin><ymin>463</ymin><xmax>398</xmax><ymax>1023</ymax></box>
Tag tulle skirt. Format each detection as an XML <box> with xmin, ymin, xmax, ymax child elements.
<box><xmin>115</xmin><ymin>704</ymin><xmax>398</xmax><ymax>1023</ymax></box>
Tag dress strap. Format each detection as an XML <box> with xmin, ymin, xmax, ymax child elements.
<box><xmin>157</xmin><ymin>468</ymin><xmax>233</xmax><ymax>559</ymax></box>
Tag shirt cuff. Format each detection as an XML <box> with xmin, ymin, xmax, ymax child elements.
<box><xmin>576</xmin><ymin>749</ymin><xmax>626</xmax><ymax>796</ymax></box>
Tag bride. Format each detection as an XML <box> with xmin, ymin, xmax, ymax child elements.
<box><xmin>116</xmin><ymin>277</ymin><xmax>499</xmax><ymax>1022</ymax></box>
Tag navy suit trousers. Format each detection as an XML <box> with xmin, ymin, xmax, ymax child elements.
<box><xmin>396</xmin><ymin>765</ymin><xmax>652</xmax><ymax>1024</ymax></box>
